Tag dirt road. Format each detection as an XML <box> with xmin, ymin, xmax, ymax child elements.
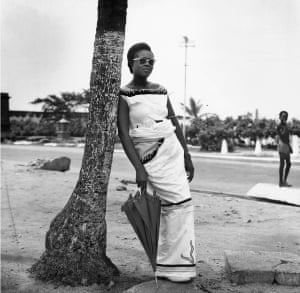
<box><xmin>1</xmin><ymin>145</ymin><xmax>300</xmax><ymax>292</ymax></box>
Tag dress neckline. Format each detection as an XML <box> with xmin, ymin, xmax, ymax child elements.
<box><xmin>120</xmin><ymin>85</ymin><xmax>167</xmax><ymax>97</ymax></box>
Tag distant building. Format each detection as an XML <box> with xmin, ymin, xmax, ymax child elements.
<box><xmin>1</xmin><ymin>92</ymin><xmax>11</xmax><ymax>141</ymax></box>
<box><xmin>9</xmin><ymin>110</ymin><xmax>88</xmax><ymax>120</ymax></box>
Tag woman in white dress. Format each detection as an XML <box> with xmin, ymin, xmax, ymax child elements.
<box><xmin>117</xmin><ymin>42</ymin><xmax>196</xmax><ymax>282</ymax></box>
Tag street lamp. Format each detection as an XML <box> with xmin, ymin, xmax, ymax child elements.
<box><xmin>181</xmin><ymin>36</ymin><xmax>194</xmax><ymax>138</ymax></box>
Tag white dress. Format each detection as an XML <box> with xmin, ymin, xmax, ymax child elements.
<box><xmin>121</xmin><ymin>86</ymin><xmax>196</xmax><ymax>279</ymax></box>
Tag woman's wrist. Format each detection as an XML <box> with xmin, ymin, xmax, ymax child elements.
<box><xmin>135</xmin><ymin>164</ymin><xmax>146</xmax><ymax>172</ymax></box>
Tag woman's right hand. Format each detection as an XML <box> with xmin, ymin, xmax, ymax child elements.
<box><xmin>136</xmin><ymin>167</ymin><xmax>148</xmax><ymax>192</ymax></box>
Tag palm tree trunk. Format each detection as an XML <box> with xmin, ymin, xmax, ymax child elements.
<box><xmin>30</xmin><ymin>0</ymin><xmax>127</xmax><ymax>286</ymax></box>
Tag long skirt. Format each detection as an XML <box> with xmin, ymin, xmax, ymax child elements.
<box><xmin>142</xmin><ymin>133</ymin><xmax>197</xmax><ymax>279</ymax></box>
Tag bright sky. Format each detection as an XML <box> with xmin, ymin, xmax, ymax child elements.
<box><xmin>1</xmin><ymin>0</ymin><xmax>300</xmax><ymax>119</ymax></box>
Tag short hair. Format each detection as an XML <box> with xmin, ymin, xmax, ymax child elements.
<box><xmin>279</xmin><ymin>110</ymin><xmax>288</xmax><ymax>117</ymax></box>
<box><xmin>127</xmin><ymin>42</ymin><xmax>152</xmax><ymax>73</ymax></box>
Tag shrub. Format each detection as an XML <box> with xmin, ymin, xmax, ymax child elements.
<box><xmin>10</xmin><ymin>117</ymin><xmax>56</xmax><ymax>138</ymax></box>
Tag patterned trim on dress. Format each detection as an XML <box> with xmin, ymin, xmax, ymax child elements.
<box><xmin>180</xmin><ymin>240</ymin><xmax>195</xmax><ymax>264</ymax></box>
<box><xmin>141</xmin><ymin>138</ymin><xmax>164</xmax><ymax>165</ymax></box>
<box><xmin>120</xmin><ymin>86</ymin><xmax>167</xmax><ymax>97</ymax></box>
<box><xmin>161</xmin><ymin>198</ymin><xmax>192</xmax><ymax>207</ymax></box>
<box><xmin>156</xmin><ymin>264</ymin><xmax>196</xmax><ymax>267</ymax></box>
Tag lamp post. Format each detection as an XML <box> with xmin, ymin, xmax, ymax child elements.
<box><xmin>182</xmin><ymin>36</ymin><xmax>194</xmax><ymax>138</ymax></box>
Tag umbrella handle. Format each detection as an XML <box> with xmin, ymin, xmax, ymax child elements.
<box><xmin>138</xmin><ymin>185</ymin><xmax>157</xmax><ymax>197</ymax></box>
<box><xmin>141</xmin><ymin>185</ymin><xmax>147</xmax><ymax>195</ymax></box>
<box><xmin>135</xmin><ymin>186</ymin><xmax>146</xmax><ymax>197</ymax></box>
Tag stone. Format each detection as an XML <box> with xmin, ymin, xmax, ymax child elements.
<box><xmin>246</xmin><ymin>183</ymin><xmax>300</xmax><ymax>206</ymax></box>
<box><xmin>275</xmin><ymin>261</ymin><xmax>300</xmax><ymax>286</ymax></box>
<box><xmin>39</xmin><ymin>157</ymin><xmax>71</xmax><ymax>172</ymax></box>
<box><xmin>254</xmin><ymin>139</ymin><xmax>262</xmax><ymax>154</ymax></box>
<box><xmin>224</xmin><ymin>250</ymin><xmax>300</xmax><ymax>286</ymax></box>
<box><xmin>121</xmin><ymin>179</ymin><xmax>136</xmax><ymax>185</ymax></box>
<box><xmin>221</xmin><ymin>139</ymin><xmax>228</xmax><ymax>154</ymax></box>
<box><xmin>116</xmin><ymin>185</ymin><xmax>127</xmax><ymax>191</ymax></box>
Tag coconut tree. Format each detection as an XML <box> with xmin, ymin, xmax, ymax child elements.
<box><xmin>31</xmin><ymin>90</ymin><xmax>92</xmax><ymax>120</ymax></box>
<box><xmin>181</xmin><ymin>97</ymin><xmax>203</xmax><ymax>119</ymax></box>
<box><xmin>31</xmin><ymin>93</ymin><xmax>81</xmax><ymax>115</ymax></box>
<box><xmin>30</xmin><ymin>0</ymin><xmax>127</xmax><ymax>286</ymax></box>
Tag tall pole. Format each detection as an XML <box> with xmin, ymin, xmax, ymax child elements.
<box><xmin>182</xmin><ymin>36</ymin><xmax>194</xmax><ymax>138</ymax></box>
<box><xmin>183</xmin><ymin>36</ymin><xmax>188</xmax><ymax>138</ymax></box>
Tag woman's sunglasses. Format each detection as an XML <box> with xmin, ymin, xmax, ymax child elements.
<box><xmin>133</xmin><ymin>57</ymin><xmax>155</xmax><ymax>66</ymax></box>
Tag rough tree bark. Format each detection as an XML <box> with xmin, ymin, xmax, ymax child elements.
<box><xmin>30</xmin><ymin>0</ymin><xmax>127</xmax><ymax>286</ymax></box>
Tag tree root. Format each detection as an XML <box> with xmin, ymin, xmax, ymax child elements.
<box><xmin>29</xmin><ymin>250</ymin><xmax>119</xmax><ymax>286</ymax></box>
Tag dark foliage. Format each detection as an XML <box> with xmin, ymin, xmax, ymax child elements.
<box><xmin>10</xmin><ymin>117</ymin><xmax>56</xmax><ymax>138</ymax></box>
<box><xmin>189</xmin><ymin>113</ymin><xmax>300</xmax><ymax>152</ymax></box>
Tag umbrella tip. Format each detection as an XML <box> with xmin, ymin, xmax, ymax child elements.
<box><xmin>155</xmin><ymin>274</ymin><xmax>158</xmax><ymax>288</ymax></box>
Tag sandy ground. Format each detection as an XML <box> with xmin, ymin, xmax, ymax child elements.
<box><xmin>1</xmin><ymin>157</ymin><xmax>300</xmax><ymax>293</ymax></box>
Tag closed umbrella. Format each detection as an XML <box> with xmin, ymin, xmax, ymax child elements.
<box><xmin>121</xmin><ymin>189</ymin><xmax>161</xmax><ymax>273</ymax></box>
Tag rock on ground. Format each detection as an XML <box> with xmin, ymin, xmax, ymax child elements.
<box><xmin>225</xmin><ymin>250</ymin><xmax>300</xmax><ymax>286</ymax></box>
<box><xmin>40</xmin><ymin>156</ymin><xmax>71</xmax><ymax>172</ymax></box>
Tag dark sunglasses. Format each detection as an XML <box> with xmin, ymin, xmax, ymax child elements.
<box><xmin>133</xmin><ymin>57</ymin><xmax>155</xmax><ymax>66</ymax></box>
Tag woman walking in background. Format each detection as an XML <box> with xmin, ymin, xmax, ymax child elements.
<box><xmin>117</xmin><ymin>42</ymin><xmax>196</xmax><ymax>282</ymax></box>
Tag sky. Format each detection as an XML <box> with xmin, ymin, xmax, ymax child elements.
<box><xmin>1</xmin><ymin>0</ymin><xmax>300</xmax><ymax>119</ymax></box>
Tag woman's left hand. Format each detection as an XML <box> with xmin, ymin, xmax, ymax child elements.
<box><xmin>184</xmin><ymin>154</ymin><xmax>194</xmax><ymax>182</ymax></box>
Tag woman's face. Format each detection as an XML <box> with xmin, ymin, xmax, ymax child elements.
<box><xmin>131</xmin><ymin>49</ymin><xmax>155</xmax><ymax>78</ymax></box>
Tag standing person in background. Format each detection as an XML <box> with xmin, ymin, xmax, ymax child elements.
<box><xmin>277</xmin><ymin>110</ymin><xmax>293</xmax><ymax>187</ymax></box>
<box><xmin>118</xmin><ymin>42</ymin><xmax>196</xmax><ymax>282</ymax></box>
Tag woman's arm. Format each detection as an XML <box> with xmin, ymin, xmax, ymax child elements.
<box><xmin>167</xmin><ymin>97</ymin><xmax>194</xmax><ymax>182</ymax></box>
<box><xmin>117</xmin><ymin>97</ymin><xmax>148</xmax><ymax>190</ymax></box>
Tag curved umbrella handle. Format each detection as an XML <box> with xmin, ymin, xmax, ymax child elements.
<box><xmin>138</xmin><ymin>184</ymin><xmax>157</xmax><ymax>198</ymax></box>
